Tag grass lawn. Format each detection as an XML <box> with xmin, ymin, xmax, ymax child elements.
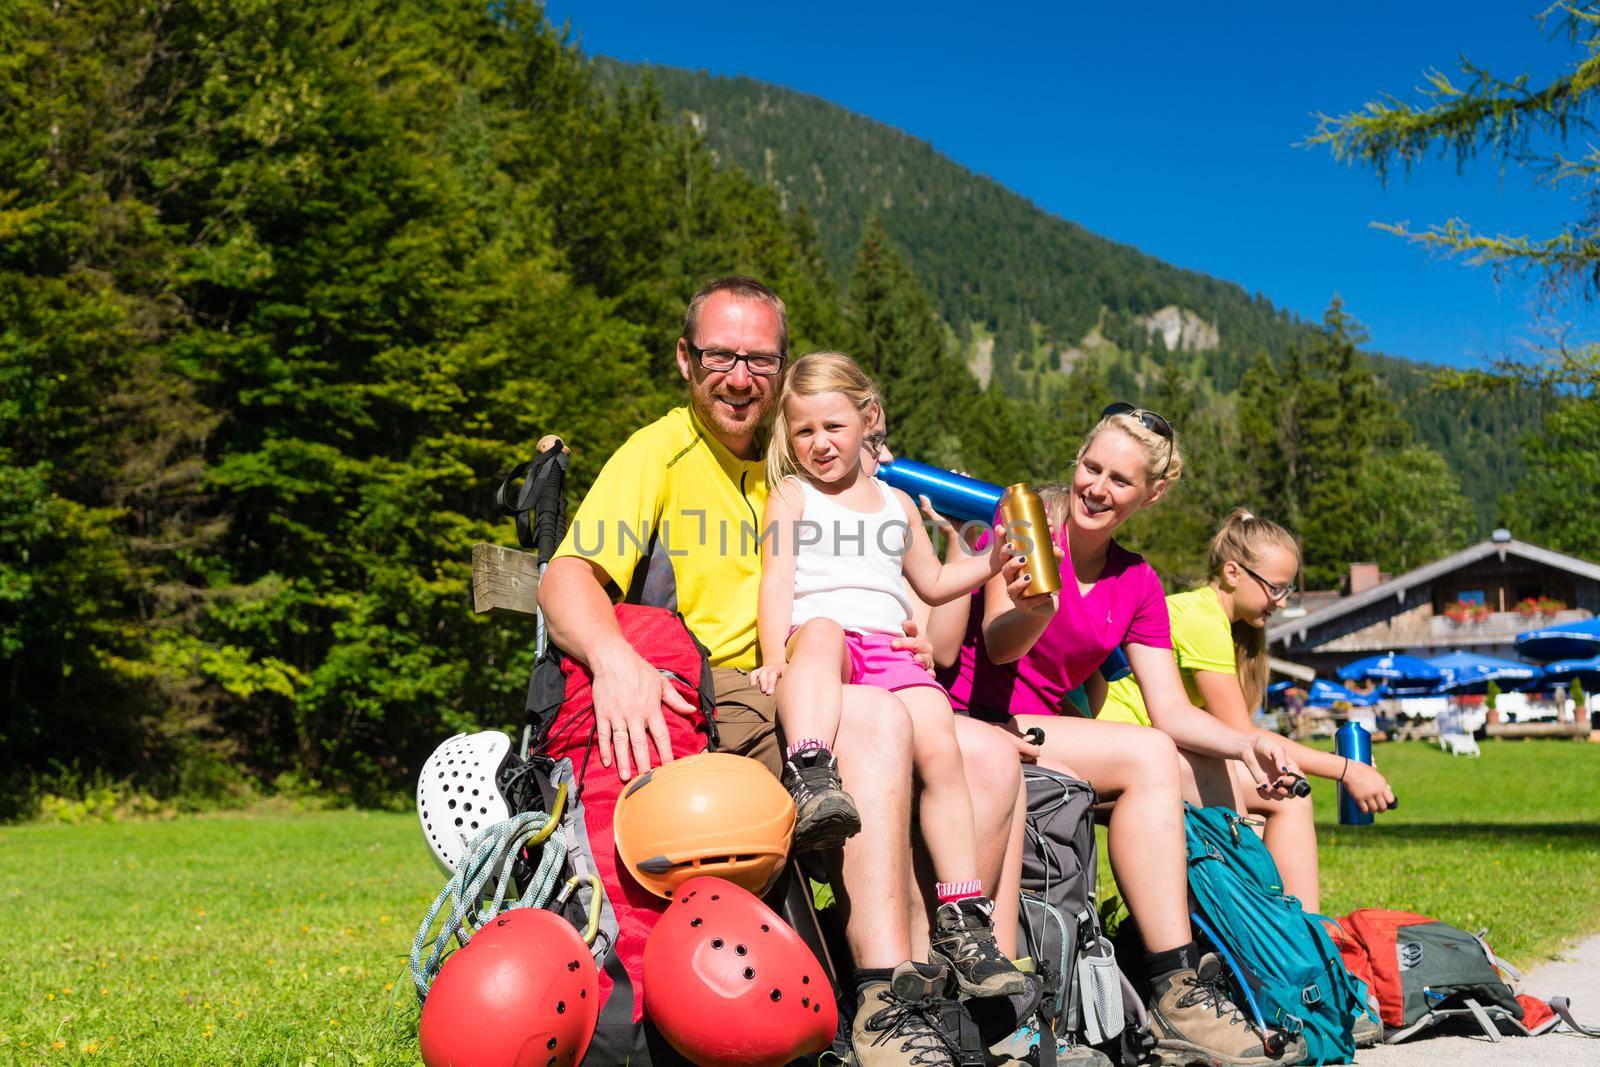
<box><xmin>1</xmin><ymin>739</ymin><xmax>1596</xmax><ymax>1064</ymax></box>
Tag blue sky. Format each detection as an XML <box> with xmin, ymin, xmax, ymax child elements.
<box><xmin>546</xmin><ymin>1</ymin><xmax>1596</xmax><ymax>368</ymax></box>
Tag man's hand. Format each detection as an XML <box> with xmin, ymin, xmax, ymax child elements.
<box><xmin>894</xmin><ymin>618</ymin><xmax>936</xmax><ymax>673</ymax></box>
<box><xmin>1342</xmin><ymin>759</ymin><xmax>1396</xmax><ymax>814</ymax></box>
<box><xmin>751</xmin><ymin>661</ymin><xmax>786</xmax><ymax>696</ymax></box>
<box><xmin>589</xmin><ymin>643</ymin><xmax>697</xmax><ymax>781</ymax></box>
<box><xmin>1239</xmin><ymin>734</ymin><xmax>1303</xmax><ymax>800</ymax></box>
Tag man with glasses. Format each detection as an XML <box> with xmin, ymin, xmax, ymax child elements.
<box><xmin>540</xmin><ymin>276</ymin><xmax>1022</xmax><ymax>1065</ymax></box>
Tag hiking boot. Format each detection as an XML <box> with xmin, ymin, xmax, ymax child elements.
<box><xmin>1147</xmin><ymin>954</ymin><xmax>1302</xmax><ymax>1066</ymax></box>
<box><xmin>782</xmin><ymin>747</ymin><xmax>861</xmax><ymax>851</ymax></box>
<box><xmin>988</xmin><ymin>1014</ymin><xmax>1112</xmax><ymax>1066</ymax></box>
<box><xmin>929</xmin><ymin>897</ymin><xmax>1031</xmax><ymax>999</ymax></box>
<box><xmin>852</xmin><ymin>961</ymin><xmax>958</xmax><ymax>1067</ymax></box>
<box><xmin>1351</xmin><ymin>998</ymin><xmax>1383</xmax><ymax>1048</ymax></box>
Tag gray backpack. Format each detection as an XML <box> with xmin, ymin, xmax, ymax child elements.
<box><xmin>1017</xmin><ymin>765</ymin><xmax>1152</xmax><ymax>1066</ymax></box>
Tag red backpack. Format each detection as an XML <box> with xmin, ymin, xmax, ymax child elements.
<box><xmin>521</xmin><ymin>603</ymin><xmax>717</xmax><ymax>1064</ymax></box>
<box><xmin>1331</xmin><ymin>909</ymin><xmax>1599</xmax><ymax>1044</ymax></box>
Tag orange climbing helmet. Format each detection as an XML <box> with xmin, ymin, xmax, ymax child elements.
<box><xmin>612</xmin><ymin>752</ymin><xmax>795</xmax><ymax>899</ymax></box>
<box><xmin>643</xmin><ymin>876</ymin><xmax>838</xmax><ymax>1067</ymax></box>
<box><xmin>418</xmin><ymin>907</ymin><xmax>599</xmax><ymax>1067</ymax></box>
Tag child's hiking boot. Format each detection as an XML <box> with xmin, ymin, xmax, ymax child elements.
<box><xmin>851</xmin><ymin>961</ymin><xmax>959</xmax><ymax>1067</ymax></box>
<box><xmin>987</xmin><ymin>1013</ymin><xmax>1112</xmax><ymax>1066</ymax></box>
<box><xmin>781</xmin><ymin>747</ymin><xmax>861</xmax><ymax>851</ymax></box>
<box><xmin>1147</xmin><ymin>954</ymin><xmax>1304</xmax><ymax>1067</ymax></box>
<box><xmin>929</xmin><ymin>896</ymin><xmax>1031</xmax><ymax>999</ymax></box>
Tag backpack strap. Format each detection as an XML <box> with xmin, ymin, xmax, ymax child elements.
<box><xmin>1462</xmin><ymin>997</ymin><xmax>1503</xmax><ymax>1042</ymax></box>
<box><xmin>1551</xmin><ymin>996</ymin><xmax>1600</xmax><ymax>1037</ymax></box>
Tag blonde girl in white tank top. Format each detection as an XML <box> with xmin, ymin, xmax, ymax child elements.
<box><xmin>753</xmin><ymin>352</ymin><xmax>1030</xmax><ymax>1001</ymax></box>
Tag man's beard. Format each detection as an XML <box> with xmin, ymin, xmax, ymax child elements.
<box><xmin>691</xmin><ymin>381</ymin><xmax>771</xmax><ymax>446</ymax></box>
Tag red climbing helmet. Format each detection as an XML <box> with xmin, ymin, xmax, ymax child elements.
<box><xmin>642</xmin><ymin>876</ymin><xmax>838</xmax><ymax>1067</ymax></box>
<box><xmin>419</xmin><ymin>907</ymin><xmax>598</xmax><ymax>1067</ymax></box>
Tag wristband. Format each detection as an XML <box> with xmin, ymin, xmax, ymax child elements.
<box><xmin>1338</xmin><ymin>757</ymin><xmax>1349</xmax><ymax>783</ymax></box>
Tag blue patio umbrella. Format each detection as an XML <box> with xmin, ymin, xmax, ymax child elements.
<box><xmin>1427</xmin><ymin>650</ymin><xmax>1542</xmax><ymax>694</ymax></box>
<box><xmin>1337</xmin><ymin>652</ymin><xmax>1443</xmax><ymax>687</ymax></box>
<box><xmin>1514</xmin><ymin>616</ymin><xmax>1600</xmax><ymax>662</ymax></box>
<box><xmin>1538</xmin><ymin>656</ymin><xmax>1600</xmax><ymax>690</ymax></box>
<box><xmin>1306</xmin><ymin>679</ymin><xmax>1378</xmax><ymax>707</ymax></box>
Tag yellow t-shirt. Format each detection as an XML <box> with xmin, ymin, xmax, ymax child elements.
<box><xmin>551</xmin><ymin>406</ymin><xmax>767</xmax><ymax>670</ymax></box>
<box><xmin>1099</xmin><ymin>586</ymin><xmax>1235</xmax><ymax>726</ymax></box>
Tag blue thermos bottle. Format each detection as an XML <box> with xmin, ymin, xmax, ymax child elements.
<box><xmin>876</xmin><ymin>458</ymin><xmax>1004</xmax><ymax>525</ymax></box>
<box><xmin>1335</xmin><ymin>721</ymin><xmax>1374</xmax><ymax>826</ymax></box>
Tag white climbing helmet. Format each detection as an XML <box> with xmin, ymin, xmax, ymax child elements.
<box><xmin>417</xmin><ymin>731</ymin><xmax>523</xmax><ymax>876</ymax></box>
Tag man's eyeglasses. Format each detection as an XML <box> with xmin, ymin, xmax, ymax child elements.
<box><xmin>686</xmin><ymin>341</ymin><xmax>784</xmax><ymax>377</ymax></box>
<box><xmin>1239</xmin><ymin>562</ymin><xmax>1296</xmax><ymax>603</ymax></box>
<box><xmin>1101</xmin><ymin>401</ymin><xmax>1174</xmax><ymax>478</ymax></box>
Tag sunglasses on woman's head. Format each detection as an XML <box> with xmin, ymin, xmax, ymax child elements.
<box><xmin>1100</xmin><ymin>402</ymin><xmax>1175</xmax><ymax>478</ymax></box>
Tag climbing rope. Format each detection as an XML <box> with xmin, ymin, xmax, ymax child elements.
<box><xmin>409</xmin><ymin>782</ymin><xmax>569</xmax><ymax>1002</ymax></box>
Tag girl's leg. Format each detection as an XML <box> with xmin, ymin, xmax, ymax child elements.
<box><xmin>1238</xmin><ymin>762</ymin><xmax>1321</xmax><ymax>912</ymax></box>
<box><xmin>907</xmin><ymin>715</ymin><xmax>1025</xmax><ymax>959</ymax></box>
<box><xmin>775</xmin><ymin>618</ymin><xmax>851</xmax><ymax>745</ymax></box>
<box><xmin>1013</xmin><ymin>714</ymin><xmax>1191</xmax><ymax>953</ymax></box>
<box><xmin>901</xmin><ymin>687</ymin><xmax>1028</xmax><ymax>998</ymax></box>
<box><xmin>897</xmin><ymin>687</ymin><xmax>979</xmax><ymax>884</ymax></box>
<box><xmin>1178</xmin><ymin>752</ymin><xmax>1322</xmax><ymax>912</ymax></box>
<box><xmin>778</xmin><ymin>619</ymin><xmax>860</xmax><ymax>851</ymax></box>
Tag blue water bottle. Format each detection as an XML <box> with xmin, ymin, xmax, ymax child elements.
<box><xmin>1335</xmin><ymin>721</ymin><xmax>1374</xmax><ymax>826</ymax></box>
<box><xmin>876</xmin><ymin>458</ymin><xmax>1004</xmax><ymax>525</ymax></box>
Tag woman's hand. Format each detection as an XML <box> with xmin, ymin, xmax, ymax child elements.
<box><xmin>1340</xmin><ymin>759</ymin><xmax>1396</xmax><ymax>813</ymax></box>
<box><xmin>1239</xmin><ymin>733</ymin><xmax>1303</xmax><ymax>800</ymax></box>
<box><xmin>1003</xmin><ymin>552</ymin><xmax>1057</xmax><ymax>619</ymax></box>
<box><xmin>751</xmin><ymin>661</ymin><xmax>786</xmax><ymax>696</ymax></box>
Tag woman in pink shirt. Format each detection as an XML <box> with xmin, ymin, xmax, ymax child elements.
<box><xmin>941</xmin><ymin>404</ymin><xmax>1305</xmax><ymax>1067</ymax></box>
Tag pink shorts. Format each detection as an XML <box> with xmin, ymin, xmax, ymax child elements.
<box><xmin>792</xmin><ymin>626</ymin><xmax>945</xmax><ymax>694</ymax></box>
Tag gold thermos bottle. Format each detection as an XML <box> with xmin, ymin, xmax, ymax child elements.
<box><xmin>999</xmin><ymin>483</ymin><xmax>1062</xmax><ymax>595</ymax></box>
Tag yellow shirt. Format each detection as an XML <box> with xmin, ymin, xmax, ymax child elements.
<box><xmin>1099</xmin><ymin>586</ymin><xmax>1235</xmax><ymax>726</ymax></box>
<box><xmin>551</xmin><ymin>406</ymin><xmax>767</xmax><ymax>670</ymax></box>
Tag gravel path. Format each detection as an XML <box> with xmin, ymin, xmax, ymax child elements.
<box><xmin>1352</xmin><ymin>932</ymin><xmax>1600</xmax><ymax>1066</ymax></box>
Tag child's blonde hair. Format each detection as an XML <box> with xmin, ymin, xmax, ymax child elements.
<box><xmin>1076</xmin><ymin>410</ymin><xmax>1185</xmax><ymax>488</ymax></box>
<box><xmin>766</xmin><ymin>352</ymin><xmax>881</xmax><ymax>486</ymax></box>
<box><xmin>1208</xmin><ymin>508</ymin><xmax>1301</xmax><ymax>711</ymax></box>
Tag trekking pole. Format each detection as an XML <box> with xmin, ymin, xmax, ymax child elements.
<box><xmin>496</xmin><ymin>434</ymin><xmax>570</xmax><ymax>757</ymax></box>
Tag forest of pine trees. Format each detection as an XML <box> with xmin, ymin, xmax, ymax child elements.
<box><xmin>0</xmin><ymin>1</ymin><xmax>1554</xmax><ymax>810</ymax></box>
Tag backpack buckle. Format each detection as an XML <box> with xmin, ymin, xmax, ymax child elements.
<box><xmin>1302</xmin><ymin>983</ymin><xmax>1323</xmax><ymax>1007</ymax></box>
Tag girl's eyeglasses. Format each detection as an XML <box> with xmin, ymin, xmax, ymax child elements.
<box><xmin>1239</xmin><ymin>562</ymin><xmax>1296</xmax><ymax>603</ymax></box>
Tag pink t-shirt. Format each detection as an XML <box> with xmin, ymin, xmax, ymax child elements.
<box><xmin>941</xmin><ymin>534</ymin><xmax>1171</xmax><ymax>718</ymax></box>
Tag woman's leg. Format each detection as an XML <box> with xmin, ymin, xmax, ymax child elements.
<box><xmin>1014</xmin><ymin>714</ymin><xmax>1191</xmax><ymax>953</ymax></box>
<box><xmin>775</xmin><ymin>618</ymin><xmax>851</xmax><ymax>745</ymax></box>
<box><xmin>1178</xmin><ymin>753</ymin><xmax>1322</xmax><ymax>913</ymax></box>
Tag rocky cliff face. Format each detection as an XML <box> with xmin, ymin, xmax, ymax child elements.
<box><xmin>1141</xmin><ymin>305</ymin><xmax>1219</xmax><ymax>352</ymax></box>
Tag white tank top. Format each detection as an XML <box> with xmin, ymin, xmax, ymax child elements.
<box><xmin>788</xmin><ymin>476</ymin><xmax>914</xmax><ymax>636</ymax></box>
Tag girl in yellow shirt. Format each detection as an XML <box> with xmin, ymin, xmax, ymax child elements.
<box><xmin>1100</xmin><ymin>509</ymin><xmax>1396</xmax><ymax>912</ymax></box>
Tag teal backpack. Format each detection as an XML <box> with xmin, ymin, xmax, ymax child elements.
<box><xmin>1184</xmin><ymin>804</ymin><xmax>1368</xmax><ymax>1065</ymax></box>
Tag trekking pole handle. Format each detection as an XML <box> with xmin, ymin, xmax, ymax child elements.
<box><xmin>530</xmin><ymin>436</ymin><xmax>570</xmax><ymax>562</ymax></box>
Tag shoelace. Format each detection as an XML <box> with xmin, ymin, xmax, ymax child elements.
<box><xmin>939</xmin><ymin>907</ymin><xmax>1010</xmax><ymax>971</ymax></box>
<box><xmin>865</xmin><ymin>995</ymin><xmax>959</xmax><ymax>1066</ymax></box>
<box><xmin>1177</xmin><ymin>970</ymin><xmax>1251</xmax><ymax>1027</ymax></box>
<box><xmin>783</xmin><ymin>757</ymin><xmax>839</xmax><ymax>800</ymax></box>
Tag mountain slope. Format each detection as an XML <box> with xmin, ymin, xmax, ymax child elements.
<box><xmin>595</xmin><ymin>59</ymin><xmax>1544</xmax><ymax>532</ymax></box>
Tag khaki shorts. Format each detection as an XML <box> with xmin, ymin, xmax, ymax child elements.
<box><xmin>710</xmin><ymin>667</ymin><xmax>781</xmax><ymax>777</ymax></box>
